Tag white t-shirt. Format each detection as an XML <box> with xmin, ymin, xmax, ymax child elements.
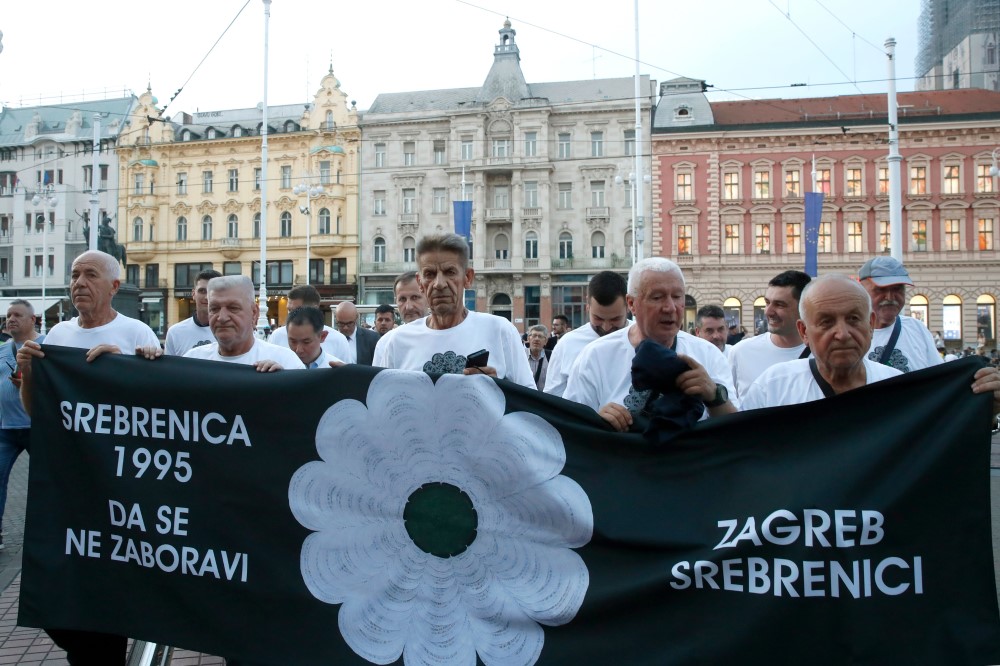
<box><xmin>543</xmin><ymin>324</ymin><xmax>601</xmax><ymax>398</ymax></box>
<box><xmin>45</xmin><ymin>313</ymin><xmax>160</xmax><ymax>351</ymax></box>
<box><xmin>728</xmin><ymin>332</ymin><xmax>807</xmax><ymax>399</ymax></box>
<box><xmin>866</xmin><ymin>315</ymin><xmax>942</xmax><ymax>373</ymax></box>
<box><xmin>741</xmin><ymin>358</ymin><xmax>902</xmax><ymax>411</ymax></box>
<box><xmin>304</xmin><ymin>351</ymin><xmax>343</xmax><ymax>369</ymax></box>
<box><xmin>269</xmin><ymin>324</ymin><xmax>350</xmax><ymax>362</ymax></box>
<box><xmin>563</xmin><ymin>326</ymin><xmax>737</xmax><ymax>419</ymax></box>
<box><xmin>164</xmin><ymin>316</ymin><xmax>214</xmax><ymax>356</ymax></box>
<box><xmin>184</xmin><ymin>339</ymin><xmax>306</xmax><ymax>369</ymax></box>
<box><xmin>372</xmin><ymin>310</ymin><xmax>534</xmax><ymax>388</ymax></box>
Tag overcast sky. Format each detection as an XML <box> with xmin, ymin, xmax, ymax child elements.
<box><xmin>1</xmin><ymin>0</ymin><xmax>920</xmax><ymax>116</ymax></box>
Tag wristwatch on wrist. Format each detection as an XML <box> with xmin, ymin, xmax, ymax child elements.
<box><xmin>705</xmin><ymin>383</ymin><xmax>728</xmax><ymax>408</ymax></box>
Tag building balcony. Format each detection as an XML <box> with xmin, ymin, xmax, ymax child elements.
<box><xmin>311</xmin><ymin>233</ymin><xmax>359</xmax><ymax>257</ymax></box>
<box><xmin>488</xmin><ymin>156</ymin><xmax>513</xmax><ymax>166</ymax></box>
<box><xmin>65</xmin><ymin>230</ymin><xmax>87</xmax><ymax>243</ymax></box>
<box><xmin>484</xmin><ymin>258</ymin><xmax>512</xmax><ymax>270</ymax></box>
<box><xmin>398</xmin><ymin>213</ymin><xmax>419</xmax><ymax>225</ymax></box>
<box><xmin>0</xmin><ymin>273</ymin><xmax>9</xmax><ymax>286</ymax></box>
<box><xmin>523</xmin><ymin>258</ymin><xmax>539</xmax><ymax>269</ymax></box>
<box><xmin>127</xmin><ymin>241</ymin><xmax>157</xmax><ymax>263</ymax></box>
<box><xmin>359</xmin><ymin>261</ymin><xmax>417</xmax><ymax>275</ymax></box>
<box><xmin>486</xmin><ymin>208</ymin><xmax>512</xmax><ymax>222</ymax></box>
<box><xmin>0</xmin><ymin>232</ymin><xmax>10</xmax><ymax>245</ymax></box>
<box><xmin>521</xmin><ymin>207</ymin><xmax>542</xmax><ymax>218</ymax></box>
<box><xmin>586</xmin><ymin>207</ymin><xmax>610</xmax><ymax>220</ymax></box>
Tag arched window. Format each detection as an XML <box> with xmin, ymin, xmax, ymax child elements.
<box><xmin>132</xmin><ymin>217</ymin><xmax>143</xmax><ymax>242</ymax></box>
<box><xmin>284</xmin><ymin>120</ymin><xmax>297</xmax><ymax>133</ymax></box>
<box><xmin>977</xmin><ymin>294</ymin><xmax>996</xmax><ymax>346</ymax></box>
<box><xmin>723</xmin><ymin>297</ymin><xmax>742</xmax><ymax>328</ymax></box>
<box><xmin>373</xmin><ymin>237</ymin><xmax>386</xmax><ymax>263</ymax></box>
<box><xmin>318</xmin><ymin>208</ymin><xmax>331</xmax><ymax>235</ymax></box>
<box><xmin>524</xmin><ymin>231</ymin><xmax>538</xmax><ymax>259</ymax></box>
<box><xmin>253</xmin><ymin>213</ymin><xmax>261</xmax><ymax>239</ymax></box>
<box><xmin>176</xmin><ymin>216</ymin><xmax>188</xmax><ymax>241</ymax></box>
<box><xmin>181</xmin><ymin>130</ymin><xmax>192</xmax><ymax>141</ymax></box>
<box><xmin>494</xmin><ymin>233</ymin><xmax>509</xmax><ymax>260</ymax></box>
<box><xmin>403</xmin><ymin>236</ymin><xmax>416</xmax><ymax>262</ymax></box>
<box><xmin>909</xmin><ymin>294</ymin><xmax>929</xmax><ymax>328</ymax></box>
<box><xmin>280</xmin><ymin>211</ymin><xmax>292</xmax><ymax>237</ymax></box>
<box><xmin>201</xmin><ymin>215</ymin><xmax>212</xmax><ymax>240</ymax></box>
<box><xmin>942</xmin><ymin>294</ymin><xmax>962</xmax><ymax>342</ymax></box>
<box><xmin>232</xmin><ymin>125</ymin><xmax>243</xmax><ymax>138</ymax></box>
<box><xmin>206</xmin><ymin>128</ymin><xmax>217</xmax><ymax>139</ymax></box>
<box><xmin>753</xmin><ymin>296</ymin><xmax>767</xmax><ymax>335</ymax></box>
<box><xmin>591</xmin><ymin>231</ymin><xmax>606</xmax><ymax>259</ymax></box>
<box><xmin>559</xmin><ymin>232</ymin><xmax>573</xmax><ymax>259</ymax></box>
<box><xmin>227</xmin><ymin>214</ymin><xmax>239</xmax><ymax>239</ymax></box>
<box><xmin>491</xmin><ymin>293</ymin><xmax>512</xmax><ymax>321</ymax></box>
<box><xmin>325</xmin><ymin>111</ymin><xmax>335</xmax><ymax>130</ymax></box>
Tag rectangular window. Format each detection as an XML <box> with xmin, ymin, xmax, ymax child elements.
<box><xmin>911</xmin><ymin>220</ymin><xmax>927</xmax><ymax>252</ymax></box>
<box><xmin>134</xmin><ymin>173</ymin><xmax>144</xmax><ymax>195</ymax></box>
<box><xmin>754</xmin><ymin>224</ymin><xmax>771</xmax><ymax>254</ymax></box>
<box><xmin>492</xmin><ymin>138</ymin><xmax>510</xmax><ymax>158</ymax></box>
<box><xmin>592</xmin><ymin>238</ymin><xmax>605</xmax><ymax>259</ymax></box>
<box><xmin>979</xmin><ymin>218</ymin><xmax>995</xmax><ymax>251</ymax></box>
<box><xmin>202</xmin><ymin>171</ymin><xmax>213</xmax><ymax>194</ymax></box>
<box><xmin>461</xmin><ymin>138</ymin><xmax>473</xmax><ymax>160</ymax></box>
<box><xmin>432</xmin><ymin>188</ymin><xmax>447</xmax><ymax>214</ymax></box>
<box><xmin>403</xmin><ymin>141</ymin><xmax>416</xmax><ymax>166</ymax></box>
<box><xmin>785</xmin><ymin>169</ymin><xmax>802</xmax><ymax>198</ymax></box>
<box><xmin>82</xmin><ymin>165</ymin><xmax>93</xmax><ymax>189</ymax></box>
<box><xmin>223</xmin><ymin>262</ymin><xmax>242</xmax><ymax>276</ymax></box>
<box><xmin>846</xmin><ymin>168</ymin><xmax>862</xmax><ymax>197</ymax></box>
<box><xmin>404</xmin><ymin>246</ymin><xmax>416</xmax><ymax>262</ymax></box>
<box><xmin>523</xmin><ymin>181</ymin><xmax>538</xmax><ymax>208</ymax></box>
<box><xmin>944</xmin><ymin>218</ymin><xmax>961</xmax><ymax>250</ymax></box>
<box><xmin>375</xmin><ymin>143</ymin><xmax>386</xmax><ymax>168</ymax></box>
<box><xmin>816</xmin><ymin>168</ymin><xmax>831</xmax><ymax>195</ymax></box>
<box><xmin>786</xmin><ymin>223</ymin><xmax>801</xmax><ymax>253</ymax></box>
<box><xmin>624</xmin><ymin>186</ymin><xmax>633</xmax><ymax>209</ymax></box>
<box><xmin>909</xmin><ymin>166</ymin><xmax>927</xmax><ymax>195</ymax></box>
<box><xmin>876</xmin><ymin>166</ymin><xmax>888</xmax><ymax>195</ymax></box>
<box><xmin>254</xmin><ymin>167</ymin><xmax>261</xmax><ymax>191</ymax></box>
<box><xmin>145</xmin><ymin>264</ymin><xmax>159</xmax><ymax>288</ymax></box>
<box><xmin>818</xmin><ymin>222</ymin><xmax>832</xmax><ymax>253</ymax></box>
<box><xmin>228</xmin><ymin>168</ymin><xmax>239</xmax><ymax>192</ymax></box>
<box><xmin>879</xmin><ymin>220</ymin><xmax>890</xmax><ymax>253</ymax></box>
<box><xmin>177</xmin><ymin>172</ymin><xmax>187</xmax><ymax>195</ymax></box>
<box><xmin>174</xmin><ymin>262</ymin><xmax>214</xmax><ymax>289</ymax></box>
<box><xmin>280</xmin><ymin>165</ymin><xmax>292</xmax><ymax>189</ymax></box>
<box><xmin>228</xmin><ymin>216</ymin><xmax>239</xmax><ymax>239</ymax></box>
<box><xmin>590</xmin><ymin>181</ymin><xmax>605</xmax><ymax>207</ymax></box>
<box><xmin>524</xmin><ymin>132</ymin><xmax>537</xmax><ymax>157</ymax></box>
<box><xmin>330</xmin><ymin>258</ymin><xmax>347</xmax><ymax>284</ymax></box>
<box><xmin>977</xmin><ymin>164</ymin><xmax>995</xmax><ymax>193</ymax></box>
<box><xmin>590</xmin><ymin>131</ymin><xmax>604</xmax><ymax>157</ymax></box>
<box><xmin>943</xmin><ymin>165</ymin><xmax>961</xmax><ymax>194</ymax></box>
<box><xmin>724</xmin><ymin>224</ymin><xmax>740</xmax><ymax>254</ymax></box>
<box><xmin>723</xmin><ymin>172</ymin><xmax>740</xmax><ymax>200</ymax></box>
<box><xmin>753</xmin><ymin>171</ymin><xmax>770</xmax><ymax>199</ymax></box>
<box><xmin>99</xmin><ymin>165</ymin><xmax>109</xmax><ymax>189</ymax></box>
<box><xmin>493</xmin><ymin>186</ymin><xmax>509</xmax><ymax>209</ymax></box>
<box><xmin>402</xmin><ymin>188</ymin><xmax>416</xmax><ymax>214</ymax></box>
<box><xmin>433</xmin><ymin>140</ymin><xmax>446</xmax><ymax>165</ymax></box>
<box><xmin>558</xmin><ymin>133</ymin><xmax>571</xmax><ymax>159</ymax></box>
<box><xmin>678</xmin><ymin>225</ymin><xmax>692</xmax><ymax>255</ymax></box>
<box><xmin>847</xmin><ymin>221</ymin><xmax>863</xmax><ymax>252</ymax></box>
<box><xmin>624</xmin><ymin>130</ymin><xmax>635</xmax><ymax>156</ymax></box>
<box><xmin>309</xmin><ymin>259</ymin><xmax>324</xmax><ymax>284</ymax></box>
<box><xmin>675</xmin><ymin>173</ymin><xmax>692</xmax><ymax>201</ymax></box>
<box><xmin>373</xmin><ymin>190</ymin><xmax>386</xmax><ymax>216</ymax></box>
<box><xmin>319</xmin><ymin>161</ymin><xmax>331</xmax><ymax>185</ymax></box>
<box><xmin>558</xmin><ymin>182</ymin><xmax>572</xmax><ymax>209</ymax></box>
<box><xmin>525</xmin><ymin>235</ymin><xmax>538</xmax><ymax>259</ymax></box>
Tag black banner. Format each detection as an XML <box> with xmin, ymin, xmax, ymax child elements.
<box><xmin>19</xmin><ymin>347</ymin><xmax>1000</xmax><ymax>665</ymax></box>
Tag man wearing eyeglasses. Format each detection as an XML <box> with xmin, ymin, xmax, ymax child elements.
<box><xmin>334</xmin><ymin>301</ymin><xmax>379</xmax><ymax>366</ymax></box>
<box><xmin>0</xmin><ymin>300</ymin><xmax>42</xmax><ymax>551</ymax></box>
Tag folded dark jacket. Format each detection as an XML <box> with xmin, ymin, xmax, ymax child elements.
<box><xmin>631</xmin><ymin>338</ymin><xmax>705</xmax><ymax>444</ymax></box>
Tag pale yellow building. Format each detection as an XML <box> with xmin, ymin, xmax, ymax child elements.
<box><xmin>116</xmin><ymin>70</ymin><xmax>360</xmax><ymax>336</ymax></box>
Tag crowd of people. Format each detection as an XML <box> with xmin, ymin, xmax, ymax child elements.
<box><xmin>1</xmin><ymin>237</ymin><xmax>1000</xmax><ymax>662</ymax></box>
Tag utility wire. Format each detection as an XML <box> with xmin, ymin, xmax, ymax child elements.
<box><xmin>812</xmin><ymin>0</ymin><xmax>885</xmax><ymax>53</ymax></box>
<box><xmin>768</xmin><ymin>0</ymin><xmax>864</xmax><ymax>94</ymax></box>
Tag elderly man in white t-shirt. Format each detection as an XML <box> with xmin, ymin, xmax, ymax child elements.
<box><xmin>563</xmin><ymin>257</ymin><xmax>737</xmax><ymax>431</ymax></box>
<box><xmin>373</xmin><ymin>233</ymin><xmax>534</xmax><ymax>388</ymax></box>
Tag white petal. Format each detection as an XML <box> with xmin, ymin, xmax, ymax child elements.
<box><xmin>465</xmin><ymin>412</ymin><xmax>567</xmax><ymax>502</ymax></box>
<box><xmin>300</xmin><ymin>526</ymin><xmax>411</xmax><ymax>604</ymax></box>
<box><xmin>289</xmin><ymin>461</ymin><xmax>403</xmax><ymax>532</ymax></box>
<box><xmin>479</xmin><ymin>475</ymin><xmax>593</xmax><ymax>549</ymax></box>
<box><xmin>433</xmin><ymin>374</ymin><xmax>505</xmax><ymax>458</ymax></box>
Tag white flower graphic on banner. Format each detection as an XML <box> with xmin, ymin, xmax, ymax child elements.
<box><xmin>289</xmin><ymin>370</ymin><xmax>593</xmax><ymax>666</ymax></box>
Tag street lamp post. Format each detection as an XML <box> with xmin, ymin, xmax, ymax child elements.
<box><xmin>293</xmin><ymin>180</ymin><xmax>324</xmax><ymax>285</ymax></box>
<box><xmin>614</xmin><ymin>172</ymin><xmax>650</xmax><ymax>264</ymax></box>
<box><xmin>256</xmin><ymin>0</ymin><xmax>272</xmax><ymax>339</ymax></box>
<box><xmin>31</xmin><ymin>185</ymin><xmax>58</xmax><ymax>334</ymax></box>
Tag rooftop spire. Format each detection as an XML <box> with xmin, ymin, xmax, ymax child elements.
<box><xmin>477</xmin><ymin>21</ymin><xmax>529</xmax><ymax>104</ymax></box>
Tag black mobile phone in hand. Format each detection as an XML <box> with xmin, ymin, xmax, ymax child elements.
<box><xmin>465</xmin><ymin>349</ymin><xmax>490</xmax><ymax>368</ymax></box>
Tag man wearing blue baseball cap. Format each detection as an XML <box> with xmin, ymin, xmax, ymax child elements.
<box><xmin>858</xmin><ymin>256</ymin><xmax>942</xmax><ymax>372</ymax></box>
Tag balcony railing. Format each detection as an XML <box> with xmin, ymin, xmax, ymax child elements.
<box><xmin>484</xmin><ymin>258</ymin><xmax>511</xmax><ymax>269</ymax></box>
<box><xmin>586</xmin><ymin>207</ymin><xmax>610</xmax><ymax>219</ymax></box>
<box><xmin>398</xmin><ymin>213</ymin><xmax>419</xmax><ymax>225</ymax></box>
<box><xmin>521</xmin><ymin>207</ymin><xmax>541</xmax><ymax>218</ymax></box>
<box><xmin>359</xmin><ymin>261</ymin><xmax>417</xmax><ymax>274</ymax></box>
<box><xmin>486</xmin><ymin>208</ymin><xmax>512</xmax><ymax>221</ymax></box>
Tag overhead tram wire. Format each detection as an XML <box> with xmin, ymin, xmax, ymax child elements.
<box><xmin>767</xmin><ymin>0</ymin><xmax>864</xmax><ymax>94</ymax></box>
<box><xmin>811</xmin><ymin>0</ymin><xmax>886</xmax><ymax>54</ymax></box>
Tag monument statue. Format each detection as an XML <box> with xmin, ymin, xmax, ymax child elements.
<box><xmin>95</xmin><ymin>214</ymin><xmax>127</xmax><ymax>266</ymax></box>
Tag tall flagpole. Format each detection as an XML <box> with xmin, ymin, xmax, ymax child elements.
<box><xmin>885</xmin><ymin>37</ymin><xmax>903</xmax><ymax>260</ymax></box>
<box><xmin>633</xmin><ymin>0</ymin><xmax>645</xmax><ymax>261</ymax></box>
<box><xmin>256</xmin><ymin>0</ymin><xmax>272</xmax><ymax>337</ymax></box>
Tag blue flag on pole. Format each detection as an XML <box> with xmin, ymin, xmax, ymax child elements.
<box><xmin>453</xmin><ymin>201</ymin><xmax>472</xmax><ymax>240</ymax></box>
<box><xmin>804</xmin><ymin>192</ymin><xmax>824</xmax><ymax>277</ymax></box>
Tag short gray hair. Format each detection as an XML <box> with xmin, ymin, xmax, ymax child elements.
<box><xmin>798</xmin><ymin>274</ymin><xmax>872</xmax><ymax>321</ymax></box>
<box><xmin>74</xmin><ymin>250</ymin><xmax>120</xmax><ymax>280</ymax></box>
<box><xmin>528</xmin><ymin>324</ymin><xmax>548</xmax><ymax>337</ymax></box>
<box><xmin>627</xmin><ymin>257</ymin><xmax>685</xmax><ymax>296</ymax></box>
<box><xmin>207</xmin><ymin>275</ymin><xmax>255</xmax><ymax>302</ymax></box>
<box><xmin>8</xmin><ymin>299</ymin><xmax>33</xmax><ymax>315</ymax></box>
<box><xmin>416</xmin><ymin>233</ymin><xmax>470</xmax><ymax>270</ymax></box>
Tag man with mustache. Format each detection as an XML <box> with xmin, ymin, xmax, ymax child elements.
<box><xmin>858</xmin><ymin>257</ymin><xmax>941</xmax><ymax>373</ymax></box>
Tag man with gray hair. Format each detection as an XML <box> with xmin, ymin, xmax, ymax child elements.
<box><xmin>17</xmin><ymin>249</ymin><xmax>159</xmax><ymax>664</ymax></box>
<box><xmin>373</xmin><ymin>233</ymin><xmax>533</xmax><ymax>387</ymax></box>
<box><xmin>525</xmin><ymin>324</ymin><xmax>549</xmax><ymax>390</ymax></box>
<box><xmin>564</xmin><ymin>257</ymin><xmax>737</xmax><ymax>431</ymax></box>
<box><xmin>181</xmin><ymin>276</ymin><xmax>304</xmax><ymax>370</ymax></box>
<box><xmin>394</xmin><ymin>271</ymin><xmax>429</xmax><ymax>324</ymax></box>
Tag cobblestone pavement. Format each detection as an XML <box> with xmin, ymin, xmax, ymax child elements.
<box><xmin>0</xmin><ymin>434</ymin><xmax>998</xmax><ymax>663</ymax></box>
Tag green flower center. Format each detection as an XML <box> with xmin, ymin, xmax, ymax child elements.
<box><xmin>403</xmin><ymin>482</ymin><xmax>478</xmax><ymax>558</ymax></box>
